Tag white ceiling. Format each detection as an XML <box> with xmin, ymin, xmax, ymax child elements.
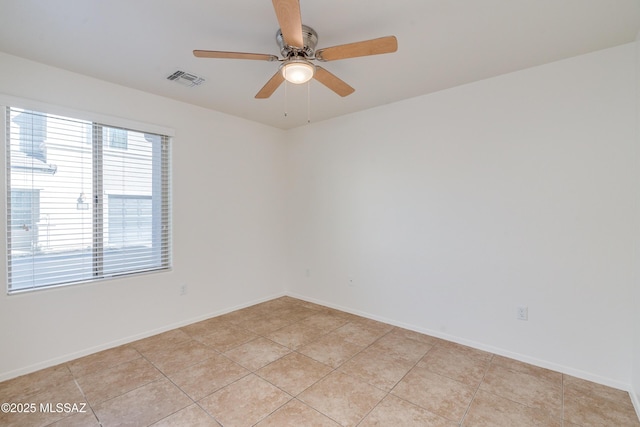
<box><xmin>1</xmin><ymin>1</ymin><xmax>639</xmax><ymax>129</ymax></box>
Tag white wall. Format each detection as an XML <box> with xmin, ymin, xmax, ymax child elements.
<box><xmin>0</xmin><ymin>53</ymin><xmax>289</xmax><ymax>380</ymax></box>
<box><xmin>632</xmin><ymin>36</ymin><xmax>640</xmax><ymax>413</ymax></box>
<box><xmin>287</xmin><ymin>43</ymin><xmax>638</xmax><ymax>389</ymax></box>
<box><xmin>1</xmin><ymin>40</ymin><xmax>638</xmax><ymax>397</ymax></box>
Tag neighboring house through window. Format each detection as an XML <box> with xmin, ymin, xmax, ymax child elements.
<box><xmin>9</xmin><ymin>189</ymin><xmax>40</xmax><ymax>253</ymax></box>
<box><xmin>12</xmin><ymin>110</ymin><xmax>47</xmax><ymax>162</ymax></box>
<box><xmin>107</xmin><ymin>127</ymin><xmax>128</xmax><ymax>149</ymax></box>
<box><xmin>5</xmin><ymin>106</ymin><xmax>171</xmax><ymax>292</ymax></box>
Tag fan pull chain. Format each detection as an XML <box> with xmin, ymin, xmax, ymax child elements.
<box><xmin>307</xmin><ymin>81</ymin><xmax>311</xmax><ymax>123</ymax></box>
<box><xmin>283</xmin><ymin>76</ymin><xmax>288</xmax><ymax>117</ymax></box>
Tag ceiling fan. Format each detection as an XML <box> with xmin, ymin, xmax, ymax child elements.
<box><xmin>193</xmin><ymin>0</ymin><xmax>398</xmax><ymax>99</ymax></box>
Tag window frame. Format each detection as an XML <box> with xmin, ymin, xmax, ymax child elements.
<box><xmin>2</xmin><ymin>97</ymin><xmax>173</xmax><ymax>294</ymax></box>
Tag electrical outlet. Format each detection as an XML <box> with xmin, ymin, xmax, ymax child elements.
<box><xmin>179</xmin><ymin>284</ymin><xmax>188</xmax><ymax>296</ymax></box>
<box><xmin>517</xmin><ymin>306</ymin><xmax>528</xmax><ymax>321</ymax></box>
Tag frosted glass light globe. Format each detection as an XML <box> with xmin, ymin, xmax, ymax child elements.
<box><xmin>282</xmin><ymin>60</ymin><xmax>315</xmax><ymax>84</ymax></box>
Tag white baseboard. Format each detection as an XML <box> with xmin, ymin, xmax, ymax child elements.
<box><xmin>0</xmin><ymin>291</ymin><xmax>286</xmax><ymax>382</ymax></box>
<box><xmin>286</xmin><ymin>292</ymin><xmax>633</xmax><ymax>393</ymax></box>
<box><xmin>631</xmin><ymin>387</ymin><xmax>640</xmax><ymax>422</ymax></box>
<box><xmin>4</xmin><ymin>287</ymin><xmax>638</xmax><ymax>425</ymax></box>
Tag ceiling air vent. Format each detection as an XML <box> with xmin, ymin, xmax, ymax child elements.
<box><xmin>166</xmin><ymin>70</ymin><xmax>205</xmax><ymax>87</ymax></box>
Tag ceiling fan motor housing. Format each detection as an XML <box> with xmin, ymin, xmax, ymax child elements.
<box><xmin>277</xmin><ymin>25</ymin><xmax>318</xmax><ymax>58</ymax></box>
<box><xmin>192</xmin><ymin>0</ymin><xmax>397</xmax><ymax>99</ymax></box>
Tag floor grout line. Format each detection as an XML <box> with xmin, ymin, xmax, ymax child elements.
<box><xmin>458</xmin><ymin>353</ymin><xmax>494</xmax><ymax>427</ymax></box>
<box><xmin>4</xmin><ymin>297</ymin><xmax>639</xmax><ymax>426</ymax></box>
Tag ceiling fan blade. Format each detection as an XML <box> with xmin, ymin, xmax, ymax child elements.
<box><xmin>255</xmin><ymin>70</ymin><xmax>285</xmax><ymax>98</ymax></box>
<box><xmin>315</xmin><ymin>36</ymin><xmax>398</xmax><ymax>61</ymax></box>
<box><xmin>193</xmin><ymin>50</ymin><xmax>278</xmax><ymax>61</ymax></box>
<box><xmin>272</xmin><ymin>0</ymin><xmax>304</xmax><ymax>48</ymax></box>
<box><xmin>313</xmin><ymin>66</ymin><xmax>355</xmax><ymax>97</ymax></box>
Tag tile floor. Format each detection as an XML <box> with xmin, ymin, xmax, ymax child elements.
<box><xmin>0</xmin><ymin>296</ymin><xmax>638</xmax><ymax>426</ymax></box>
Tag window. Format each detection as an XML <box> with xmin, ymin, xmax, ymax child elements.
<box><xmin>5</xmin><ymin>107</ymin><xmax>171</xmax><ymax>292</ymax></box>
<box><xmin>107</xmin><ymin>127</ymin><xmax>128</xmax><ymax>150</ymax></box>
<box><xmin>108</xmin><ymin>195</ymin><xmax>152</xmax><ymax>247</ymax></box>
<box><xmin>9</xmin><ymin>189</ymin><xmax>40</xmax><ymax>252</ymax></box>
<box><xmin>12</xmin><ymin>110</ymin><xmax>47</xmax><ymax>162</ymax></box>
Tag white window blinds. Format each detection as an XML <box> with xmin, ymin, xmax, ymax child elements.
<box><xmin>5</xmin><ymin>107</ymin><xmax>171</xmax><ymax>292</ymax></box>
